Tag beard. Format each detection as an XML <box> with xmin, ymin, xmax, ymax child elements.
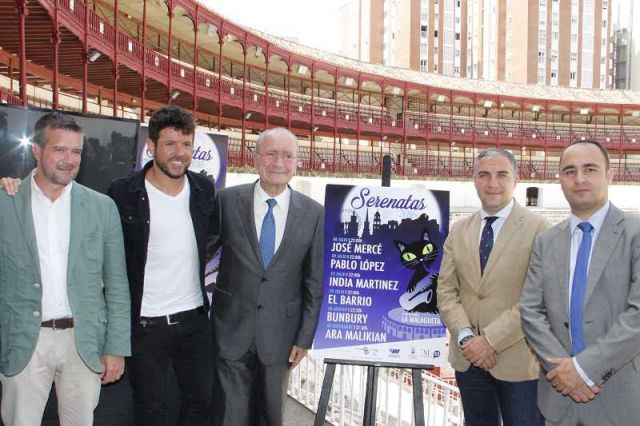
<box><xmin>155</xmin><ymin>157</ymin><xmax>190</xmax><ymax>179</ymax></box>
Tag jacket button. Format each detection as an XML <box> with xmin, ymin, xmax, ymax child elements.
<box><xmin>33</xmin><ymin>283</ymin><xmax>40</xmax><ymax>288</ymax></box>
<box><xmin>128</xmin><ymin>216</ymin><xmax>133</xmax><ymax>220</ymax></box>
<box><xmin>257</xmin><ymin>305</ymin><xmax>263</xmax><ymax>310</ymax></box>
<box><xmin>261</xmin><ymin>278</ymin><xmax>267</xmax><ymax>283</ymax></box>
<box><xmin>33</xmin><ymin>311</ymin><xmax>40</xmax><ymax>317</ymax></box>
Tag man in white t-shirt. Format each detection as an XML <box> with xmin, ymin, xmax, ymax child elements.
<box><xmin>107</xmin><ymin>106</ymin><xmax>216</xmax><ymax>425</ymax></box>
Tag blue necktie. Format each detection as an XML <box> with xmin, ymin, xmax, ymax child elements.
<box><xmin>259</xmin><ymin>199</ymin><xmax>277</xmax><ymax>268</ymax></box>
<box><xmin>479</xmin><ymin>216</ymin><xmax>498</xmax><ymax>275</ymax></box>
<box><xmin>570</xmin><ymin>221</ymin><xmax>593</xmax><ymax>355</ymax></box>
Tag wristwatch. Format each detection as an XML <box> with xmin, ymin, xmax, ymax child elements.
<box><xmin>459</xmin><ymin>335</ymin><xmax>474</xmax><ymax>347</ymax></box>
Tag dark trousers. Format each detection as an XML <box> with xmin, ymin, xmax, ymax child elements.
<box><xmin>210</xmin><ymin>346</ymin><xmax>289</xmax><ymax>426</ymax></box>
<box><xmin>455</xmin><ymin>365</ymin><xmax>543</xmax><ymax>426</ymax></box>
<box><xmin>127</xmin><ymin>310</ymin><xmax>213</xmax><ymax>426</ymax></box>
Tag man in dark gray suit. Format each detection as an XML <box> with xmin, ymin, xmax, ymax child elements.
<box><xmin>521</xmin><ymin>140</ymin><xmax>640</xmax><ymax>425</ymax></box>
<box><xmin>210</xmin><ymin>127</ymin><xmax>324</xmax><ymax>426</ymax></box>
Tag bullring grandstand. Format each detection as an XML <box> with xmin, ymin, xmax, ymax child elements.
<box><xmin>1</xmin><ymin>0</ymin><xmax>640</xmax><ymax>181</ymax></box>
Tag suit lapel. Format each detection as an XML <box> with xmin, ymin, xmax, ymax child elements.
<box><xmin>584</xmin><ymin>206</ymin><xmax>623</xmax><ymax>303</ymax></box>
<box><xmin>554</xmin><ymin>220</ymin><xmax>572</xmax><ymax>316</ymax></box>
<box><xmin>13</xmin><ymin>178</ymin><xmax>40</xmax><ymax>273</ymax></box>
<box><xmin>482</xmin><ymin>202</ymin><xmax>522</xmax><ymax>280</ymax></box>
<box><xmin>236</xmin><ymin>185</ymin><xmax>262</xmax><ymax>265</ymax></box>
<box><xmin>466</xmin><ymin>212</ymin><xmax>482</xmax><ymax>288</ymax></box>
<box><xmin>66</xmin><ymin>184</ymin><xmax>87</xmax><ymax>278</ymax></box>
<box><xmin>268</xmin><ymin>188</ymin><xmax>303</xmax><ymax>269</ymax></box>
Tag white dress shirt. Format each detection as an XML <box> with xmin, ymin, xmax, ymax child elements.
<box><xmin>568</xmin><ymin>201</ymin><xmax>610</xmax><ymax>386</ymax></box>
<box><xmin>478</xmin><ymin>198</ymin><xmax>514</xmax><ymax>244</ymax></box>
<box><xmin>253</xmin><ymin>182</ymin><xmax>290</xmax><ymax>254</ymax></box>
<box><xmin>458</xmin><ymin>199</ymin><xmax>515</xmax><ymax>346</ymax></box>
<box><xmin>31</xmin><ymin>171</ymin><xmax>73</xmax><ymax>321</ymax></box>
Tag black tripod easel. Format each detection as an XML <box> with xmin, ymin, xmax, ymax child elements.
<box><xmin>313</xmin><ymin>358</ymin><xmax>434</xmax><ymax>426</ymax></box>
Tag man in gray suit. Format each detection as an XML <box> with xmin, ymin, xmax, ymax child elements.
<box><xmin>521</xmin><ymin>140</ymin><xmax>640</xmax><ymax>425</ymax></box>
<box><xmin>210</xmin><ymin>127</ymin><xmax>324</xmax><ymax>426</ymax></box>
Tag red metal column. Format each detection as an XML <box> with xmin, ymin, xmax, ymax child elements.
<box><xmin>519</xmin><ymin>99</ymin><xmax>524</xmax><ymax>177</ymax></box>
<box><xmin>9</xmin><ymin>58</ymin><xmax>13</xmax><ymax>93</ymax></box>
<box><xmin>17</xmin><ymin>0</ymin><xmax>28</xmax><ymax>105</ymax></box>
<box><xmin>286</xmin><ymin>59</ymin><xmax>291</xmax><ymax>129</ymax></box>
<box><xmin>140</xmin><ymin>0</ymin><xmax>148</xmax><ymax>122</ymax></box>
<box><xmin>569</xmin><ymin>101</ymin><xmax>573</xmax><ymax>142</ymax></box>
<box><xmin>167</xmin><ymin>2</ymin><xmax>174</xmax><ymax>104</ymax></box>
<box><xmin>496</xmin><ymin>96</ymin><xmax>501</xmax><ymax>147</ymax></box>
<box><xmin>543</xmin><ymin>100</ymin><xmax>549</xmax><ymax>179</ymax></box>
<box><xmin>192</xmin><ymin>8</ymin><xmax>199</xmax><ymax>115</ymax></box>
<box><xmin>425</xmin><ymin>86</ymin><xmax>430</xmax><ymax>175</ymax></box>
<box><xmin>448</xmin><ymin>91</ymin><xmax>453</xmax><ymax>177</ymax></box>
<box><xmin>355</xmin><ymin>74</ymin><xmax>361</xmax><ymax>173</ymax></box>
<box><xmin>264</xmin><ymin>48</ymin><xmax>269</xmax><ymax>130</ymax></box>
<box><xmin>332</xmin><ymin>71</ymin><xmax>338</xmax><ymax>173</ymax></box>
<box><xmin>472</xmin><ymin>93</ymin><xmax>477</xmax><ymax>155</ymax></box>
<box><xmin>52</xmin><ymin>0</ymin><xmax>60</xmax><ymax>109</ymax></box>
<box><xmin>217</xmin><ymin>26</ymin><xmax>223</xmax><ymax>131</ymax></box>
<box><xmin>113</xmin><ymin>0</ymin><xmax>119</xmax><ymax>117</ymax></box>
<box><xmin>82</xmin><ymin>0</ymin><xmax>89</xmax><ymax>113</ymax></box>
<box><xmin>618</xmin><ymin>105</ymin><xmax>624</xmax><ymax>180</ymax></box>
<box><xmin>402</xmin><ymin>82</ymin><xmax>407</xmax><ymax>176</ymax></box>
<box><xmin>310</xmin><ymin>63</ymin><xmax>315</xmax><ymax>170</ymax></box>
<box><xmin>240</xmin><ymin>40</ymin><xmax>247</xmax><ymax>167</ymax></box>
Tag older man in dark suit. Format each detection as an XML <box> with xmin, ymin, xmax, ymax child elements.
<box><xmin>210</xmin><ymin>127</ymin><xmax>324</xmax><ymax>426</ymax></box>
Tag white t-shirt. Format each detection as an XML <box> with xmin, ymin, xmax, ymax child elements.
<box><xmin>140</xmin><ymin>179</ymin><xmax>202</xmax><ymax>317</ymax></box>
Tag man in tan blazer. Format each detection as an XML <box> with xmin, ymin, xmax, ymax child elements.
<box><xmin>437</xmin><ymin>148</ymin><xmax>550</xmax><ymax>426</ymax></box>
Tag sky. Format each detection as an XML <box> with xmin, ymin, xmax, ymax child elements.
<box><xmin>199</xmin><ymin>0</ymin><xmax>346</xmax><ymax>54</ymax></box>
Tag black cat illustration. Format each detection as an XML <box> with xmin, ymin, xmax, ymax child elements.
<box><xmin>394</xmin><ymin>230</ymin><xmax>439</xmax><ymax>313</ymax></box>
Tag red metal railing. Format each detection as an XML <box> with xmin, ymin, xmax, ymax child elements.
<box><xmin>27</xmin><ymin>0</ymin><xmax>640</xmax><ymax>181</ymax></box>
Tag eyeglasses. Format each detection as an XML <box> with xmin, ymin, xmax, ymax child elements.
<box><xmin>257</xmin><ymin>151</ymin><xmax>297</xmax><ymax>162</ymax></box>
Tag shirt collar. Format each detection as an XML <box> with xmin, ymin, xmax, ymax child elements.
<box><xmin>569</xmin><ymin>201</ymin><xmax>610</xmax><ymax>234</ymax></box>
<box><xmin>254</xmin><ymin>181</ymin><xmax>290</xmax><ymax>207</ymax></box>
<box><xmin>31</xmin><ymin>169</ymin><xmax>73</xmax><ymax>203</ymax></box>
<box><xmin>480</xmin><ymin>198</ymin><xmax>514</xmax><ymax>221</ymax></box>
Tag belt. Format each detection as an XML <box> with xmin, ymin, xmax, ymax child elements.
<box><xmin>41</xmin><ymin>318</ymin><xmax>74</xmax><ymax>329</ymax></box>
<box><xmin>139</xmin><ymin>306</ymin><xmax>206</xmax><ymax>327</ymax></box>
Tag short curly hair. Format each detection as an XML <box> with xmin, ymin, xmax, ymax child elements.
<box><xmin>147</xmin><ymin>106</ymin><xmax>195</xmax><ymax>143</ymax></box>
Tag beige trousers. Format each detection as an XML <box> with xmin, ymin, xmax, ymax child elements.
<box><xmin>0</xmin><ymin>328</ymin><xmax>101</xmax><ymax>426</ymax></box>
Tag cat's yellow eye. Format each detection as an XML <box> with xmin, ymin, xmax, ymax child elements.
<box><xmin>402</xmin><ymin>252</ymin><xmax>417</xmax><ymax>261</ymax></box>
<box><xmin>422</xmin><ymin>244</ymin><xmax>433</xmax><ymax>255</ymax></box>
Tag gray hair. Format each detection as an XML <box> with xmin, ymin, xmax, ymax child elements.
<box><xmin>255</xmin><ymin>127</ymin><xmax>298</xmax><ymax>153</ymax></box>
<box><xmin>474</xmin><ymin>148</ymin><xmax>518</xmax><ymax>176</ymax></box>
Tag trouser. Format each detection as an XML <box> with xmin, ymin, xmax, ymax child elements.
<box><xmin>211</xmin><ymin>345</ymin><xmax>289</xmax><ymax>426</ymax></box>
<box><xmin>545</xmin><ymin>396</ymin><xmax>613</xmax><ymax>426</ymax></box>
<box><xmin>127</xmin><ymin>308</ymin><xmax>213</xmax><ymax>426</ymax></box>
<box><xmin>455</xmin><ymin>365</ymin><xmax>544</xmax><ymax>426</ymax></box>
<box><xmin>0</xmin><ymin>328</ymin><xmax>101</xmax><ymax>426</ymax></box>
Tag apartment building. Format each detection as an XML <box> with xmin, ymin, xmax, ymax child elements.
<box><xmin>339</xmin><ymin>0</ymin><xmax>613</xmax><ymax>88</ymax></box>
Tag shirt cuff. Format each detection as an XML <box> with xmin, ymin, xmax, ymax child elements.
<box><xmin>573</xmin><ymin>358</ymin><xmax>595</xmax><ymax>387</ymax></box>
<box><xmin>457</xmin><ymin>328</ymin><xmax>475</xmax><ymax>348</ymax></box>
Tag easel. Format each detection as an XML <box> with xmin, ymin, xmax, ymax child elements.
<box><xmin>313</xmin><ymin>358</ymin><xmax>434</xmax><ymax>426</ymax></box>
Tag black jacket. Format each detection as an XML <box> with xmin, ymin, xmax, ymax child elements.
<box><xmin>107</xmin><ymin>161</ymin><xmax>216</xmax><ymax>324</ymax></box>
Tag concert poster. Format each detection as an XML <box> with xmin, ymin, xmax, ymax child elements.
<box><xmin>312</xmin><ymin>184</ymin><xmax>449</xmax><ymax>365</ymax></box>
